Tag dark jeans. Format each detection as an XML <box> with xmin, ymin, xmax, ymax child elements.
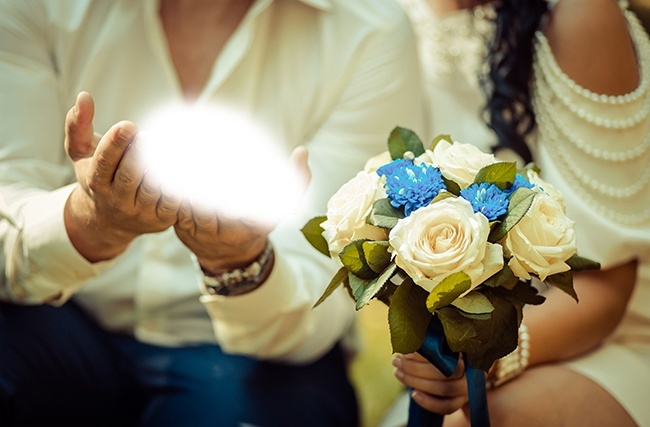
<box><xmin>0</xmin><ymin>301</ymin><xmax>358</xmax><ymax>427</ymax></box>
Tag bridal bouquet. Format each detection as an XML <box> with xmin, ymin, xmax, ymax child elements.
<box><xmin>302</xmin><ymin>127</ymin><xmax>599</xmax><ymax>425</ymax></box>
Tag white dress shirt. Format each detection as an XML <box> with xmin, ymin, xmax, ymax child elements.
<box><xmin>0</xmin><ymin>0</ymin><xmax>424</xmax><ymax>363</ymax></box>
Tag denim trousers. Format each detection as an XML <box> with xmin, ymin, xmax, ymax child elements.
<box><xmin>0</xmin><ymin>301</ymin><xmax>358</xmax><ymax>427</ymax></box>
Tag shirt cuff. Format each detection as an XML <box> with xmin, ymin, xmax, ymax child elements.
<box><xmin>19</xmin><ymin>184</ymin><xmax>111</xmax><ymax>301</ymax></box>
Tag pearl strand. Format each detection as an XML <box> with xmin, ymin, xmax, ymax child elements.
<box><xmin>533</xmin><ymin>91</ymin><xmax>650</xmax><ymax>224</ymax></box>
<box><xmin>531</xmin><ymin>4</ymin><xmax>650</xmax><ymax>227</ymax></box>
<box><xmin>533</xmin><ymin>63</ymin><xmax>650</xmax><ymax>162</ymax></box>
<box><xmin>536</xmin><ymin>107</ymin><xmax>650</xmax><ymax>199</ymax></box>
<box><xmin>534</xmin><ymin>44</ymin><xmax>650</xmax><ymax>130</ymax></box>
<box><xmin>534</xmin><ymin>10</ymin><xmax>650</xmax><ymax>107</ymax></box>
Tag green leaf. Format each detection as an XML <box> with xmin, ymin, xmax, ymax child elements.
<box><xmin>362</xmin><ymin>241</ymin><xmax>392</xmax><ymax>273</ymax></box>
<box><xmin>300</xmin><ymin>216</ymin><xmax>330</xmax><ymax>257</ymax></box>
<box><xmin>313</xmin><ymin>267</ymin><xmax>349</xmax><ymax>308</ymax></box>
<box><xmin>518</xmin><ymin>162</ymin><xmax>541</xmax><ymax>176</ymax></box>
<box><xmin>388</xmin><ymin>277</ymin><xmax>432</xmax><ymax>354</ymax></box>
<box><xmin>441</xmin><ymin>176</ymin><xmax>461</xmax><ymax>196</ymax></box>
<box><xmin>451</xmin><ymin>291</ymin><xmax>495</xmax><ymax>315</ymax></box>
<box><xmin>473</xmin><ymin>162</ymin><xmax>517</xmax><ymax>190</ymax></box>
<box><xmin>566</xmin><ymin>254</ymin><xmax>601</xmax><ymax>272</ymax></box>
<box><xmin>376</xmin><ymin>280</ymin><xmax>398</xmax><ymax>307</ymax></box>
<box><xmin>488</xmin><ymin>188</ymin><xmax>536</xmax><ymax>242</ymax></box>
<box><xmin>430</xmin><ymin>191</ymin><xmax>457</xmax><ymax>204</ymax></box>
<box><xmin>545</xmin><ymin>271</ymin><xmax>579</xmax><ymax>302</ymax></box>
<box><xmin>356</xmin><ymin>263</ymin><xmax>398</xmax><ymax>310</ymax></box>
<box><xmin>348</xmin><ymin>272</ymin><xmax>367</xmax><ymax>303</ymax></box>
<box><xmin>436</xmin><ymin>307</ymin><xmax>481</xmax><ymax>354</ymax></box>
<box><xmin>367</xmin><ymin>198</ymin><xmax>405</xmax><ymax>229</ymax></box>
<box><xmin>483</xmin><ymin>264</ymin><xmax>519</xmax><ymax>290</ymax></box>
<box><xmin>388</xmin><ymin>126</ymin><xmax>425</xmax><ymax>160</ymax></box>
<box><xmin>339</xmin><ymin>240</ymin><xmax>376</xmax><ymax>280</ymax></box>
<box><xmin>426</xmin><ymin>272</ymin><xmax>472</xmax><ymax>313</ymax></box>
<box><xmin>439</xmin><ymin>287</ymin><xmax>522</xmax><ymax>371</ymax></box>
<box><xmin>429</xmin><ymin>134</ymin><xmax>453</xmax><ymax>151</ymax></box>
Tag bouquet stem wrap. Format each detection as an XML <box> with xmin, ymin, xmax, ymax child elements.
<box><xmin>407</xmin><ymin>317</ymin><xmax>490</xmax><ymax>427</ymax></box>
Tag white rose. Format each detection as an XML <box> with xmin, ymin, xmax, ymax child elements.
<box><xmin>321</xmin><ymin>171</ymin><xmax>388</xmax><ymax>257</ymax></box>
<box><xmin>423</xmin><ymin>140</ymin><xmax>498</xmax><ymax>188</ymax></box>
<box><xmin>364</xmin><ymin>151</ymin><xmax>393</xmax><ymax>173</ymax></box>
<box><xmin>389</xmin><ymin>197</ymin><xmax>504</xmax><ymax>293</ymax></box>
<box><xmin>504</xmin><ymin>193</ymin><xmax>576</xmax><ymax>281</ymax></box>
<box><xmin>525</xmin><ymin>169</ymin><xmax>566</xmax><ymax>211</ymax></box>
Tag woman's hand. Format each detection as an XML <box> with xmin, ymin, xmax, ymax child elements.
<box><xmin>392</xmin><ymin>352</ymin><xmax>469</xmax><ymax>415</ymax></box>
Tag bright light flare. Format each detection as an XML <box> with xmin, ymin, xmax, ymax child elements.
<box><xmin>138</xmin><ymin>104</ymin><xmax>305</xmax><ymax>225</ymax></box>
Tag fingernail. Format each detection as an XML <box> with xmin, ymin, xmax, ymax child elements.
<box><xmin>392</xmin><ymin>355</ymin><xmax>402</xmax><ymax>367</ymax></box>
<box><xmin>393</xmin><ymin>368</ymin><xmax>404</xmax><ymax>380</ymax></box>
<box><xmin>117</xmin><ymin>125</ymin><xmax>136</xmax><ymax>141</ymax></box>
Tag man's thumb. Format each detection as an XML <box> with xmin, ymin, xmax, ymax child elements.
<box><xmin>65</xmin><ymin>91</ymin><xmax>96</xmax><ymax>161</ymax></box>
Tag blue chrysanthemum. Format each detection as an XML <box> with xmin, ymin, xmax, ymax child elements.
<box><xmin>377</xmin><ymin>158</ymin><xmax>413</xmax><ymax>177</ymax></box>
<box><xmin>505</xmin><ymin>174</ymin><xmax>535</xmax><ymax>195</ymax></box>
<box><xmin>383</xmin><ymin>162</ymin><xmax>446</xmax><ymax>216</ymax></box>
<box><xmin>460</xmin><ymin>182</ymin><xmax>509</xmax><ymax>221</ymax></box>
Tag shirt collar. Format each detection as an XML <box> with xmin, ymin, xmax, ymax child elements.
<box><xmin>295</xmin><ymin>0</ymin><xmax>331</xmax><ymax>11</ymax></box>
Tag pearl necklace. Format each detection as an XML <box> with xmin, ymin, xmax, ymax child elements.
<box><xmin>532</xmin><ymin>5</ymin><xmax>650</xmax><ymax>226</ymax></box>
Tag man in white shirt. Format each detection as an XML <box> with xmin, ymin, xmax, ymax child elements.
<box><xmin>0</xmin><ymin>0</ymin><xmax>423</xmax><ymax>425</ymax></box>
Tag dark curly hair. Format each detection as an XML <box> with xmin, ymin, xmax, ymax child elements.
<box><xmin>480</xmin><ymin>0</ymin><xmax>549</xmax><ymax>163</ymax></box>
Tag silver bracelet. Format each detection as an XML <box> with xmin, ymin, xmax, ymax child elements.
<box><xmin>202</xmin><ymin>242</ymin><xmax>274</xmax><ymax>296</ymax></box>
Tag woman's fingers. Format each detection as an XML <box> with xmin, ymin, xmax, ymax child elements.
<box><xmin>411</xmin><ymin>390</ymin><xmax>467</xmax><ymax>415</ymax></box>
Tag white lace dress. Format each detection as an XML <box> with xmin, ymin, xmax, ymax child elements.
<box><xmin>393</xmin><ymin>0</ymin><xmax>650</xmax><ymax>424</ymax></box>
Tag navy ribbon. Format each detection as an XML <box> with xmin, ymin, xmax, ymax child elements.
<box><xmin>406</xmin><ymin>317</ymin><xmax>490</xmax><ymax>427</ymax></box>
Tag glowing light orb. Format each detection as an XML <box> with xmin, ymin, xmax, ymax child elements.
<box><xmin>138</xmin><ymin>104</ymin><xmax>304</xmax><ymax>225</ymax></box>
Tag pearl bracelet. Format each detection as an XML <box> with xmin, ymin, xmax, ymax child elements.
<box><xmin>486</xmin><ymin>323</ymin><xmax>530</xmax><ymax>389</ymax></box>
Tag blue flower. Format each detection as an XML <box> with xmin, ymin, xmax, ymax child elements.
<box><xmin>505</xmin><ymin>174</ymin><xmax>535</xmax><ymax>195</ymax></box>
<box><xmin>377</xmin><ymin>158</ymin><xmax>413</xmax><ymax>177</ymax></box>
<box><xmin>460</xmin><ymin>182</ymin><xmax>509</xmax><ymax>221</ymax></box>
<box><xmin>382</xmin><ymin>162</ymin><xmax>446</xmax><ymax>216</ymax></box>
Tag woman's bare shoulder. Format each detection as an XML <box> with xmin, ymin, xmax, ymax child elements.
<box><xmin>543</xmin><ymin>0</ymin><xmax>639</xmax><ymax>95</ymax></box>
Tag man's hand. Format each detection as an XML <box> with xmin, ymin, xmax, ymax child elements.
<box><xmin>174</xmin><ymin>146</ymin><xmax>311</xmax><ymax>275</ymax></box>
<box><xmin>64</xmin><ymin>92</ymin><xmax>182</xmax><ymax>262</ymax></box>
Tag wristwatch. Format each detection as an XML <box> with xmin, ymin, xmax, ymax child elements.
<box><xmin>202</xmin><ymin>242</ymin><xmax>274</xmax><ymax>296</ymax></box>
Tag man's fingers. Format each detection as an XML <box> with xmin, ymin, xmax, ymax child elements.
<box><xmin>289</xmin><ymin>146</ymin><xmax>311</xmax><ymax>192</ymax></box>
<box><xmin>65</xmin><ymin>92</ymin><xmax>96</xmax><ymax>161</ymax></box>
<box><xmin>89</xmin><ymin>121</ymin><xmax>138</xmax><ymax>189</ymax></box>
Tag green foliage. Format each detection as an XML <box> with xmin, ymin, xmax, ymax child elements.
<box><xmin>388</xmin><ymin>127</ymin><xmax>425</xmax><ymax>160</ymax></box>
<box><xmin>429</xmin><ymin>134</ymin><xmax>453</xmax><ymax>151</ymax></box>
<box><xmin>488</xmin><ymin>188</ymin><xmax>536</xmax><ymax>242</ymax></box>
<box><xmin>367</xmin><ymin>198</ymin><xmax>404</xmax><ymax>229</ymax></box>
<box><xmin>425</xmin><ymin>272</ymin><xmax>472</xmax><ymax>313</ymax></box>
<box><xmin>473</xmin><ymin>162</ymin><xmax>517</xmax><ymax>190</ymax></box>
<box><xmin>300</xmin><ymin>216</ymin><xmax>329</xmax><ymax>257</ymax></box>
<box><xmin>518</xmin><ymin>162</ymin><xmax>541</xmax><ymax>176</ymax></box>
<box><xmin>356</xmin><ymin>263</ymin><xmax>398</xmax><ymax>310</ymax></box>
<box><xmin>451</xmin><ymin>291</ymin><xmax>494</xmax><ymax>315</ymax></box>
<box><xmin>566</xmin><ymin>254</ymin><xmax>601</xmax><ymax>272</ymax></box>
<box><xmin>545</xmin><ymin>271</ymin><xmax>579</xmax><ymax>302</ymax></box>
<box><xmin>339</xmin><ymin>240</ymin><xmax>377</xmax><ymax>280</ymax></box>
<box><xmin>441</xmin><ymin>177</ymin><xmax>461</xmax><ymax>196</ymax></box>
<box><xmin>430</xmin><ymin>191</ymin><xmax>457</xmax><ymax>204</ymax></box>
<box><xmin>313</xmin><ymin>267</ymin><xmax>349</xmax><ymax>308</ymax></box>
<box><xmin>363</xmin><ymin>241</ymin><xmax>392</xmax><ymax>273</ymax></box>
<box><xmin>483</xmin><ymin>264</ymin><xmax>519</xmax><ymax>290</ymax></box>
<box><xmin>388</xmin><ymin>277</ymin><xmax>431</xmax><ymax>354</ymax></box>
